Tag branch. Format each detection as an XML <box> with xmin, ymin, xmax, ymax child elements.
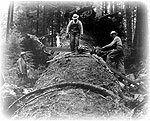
<box><xmin>7</xmin><ymin>82</ymin><xmax>120</xmax><ymax>114</ymax></box>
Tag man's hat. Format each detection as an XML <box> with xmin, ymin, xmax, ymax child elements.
<box><xmin>110</xmin><ymin>31</ymin><xmax>117</xmax><ymax>35</ymax></box>
<box><xmin>20</xmin><ymin>52</ymin><xmax>26</xmax><ymax>55</ymax></box>
<box><xmin>72</xmin><ymin>14</ymin><xmax>79</xmax><ymax>20</ymax></box>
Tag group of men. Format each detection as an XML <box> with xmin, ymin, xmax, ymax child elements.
<box><xmin>65</xmin><ymin>13</ymin><xmax>125</xmax><ymax>75</ymax></box>
<box><xmin>17</xmin><ymin>13</ymin><xmax>125</xmax><ymax>86</ymax></box>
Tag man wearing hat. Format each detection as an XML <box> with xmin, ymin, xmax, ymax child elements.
<box><xmin>101</xmin><ymin>31</ymin><xmax>125</xmax><ymax>75</ymax></box>
<box><xmin>17</xmin><ymin>52</ymin><xmax>28</xmax><ymax>86</ymax></box>
<box><xmin>66</xmin><ymin>14</ymin><xmax>83</xmax><ymax>53</ymax></box>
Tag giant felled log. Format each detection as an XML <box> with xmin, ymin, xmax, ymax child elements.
<box><xmin>11</xmin><ymin>53</ymin><xmax>131</xmax><ymax>120</ymax></box>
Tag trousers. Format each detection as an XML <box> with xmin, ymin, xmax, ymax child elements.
<box><xmin>70</xmin><ymin>33</ymin><xmax>80</xmax><ymax>52</ymax></box>
<box><xmin>106</xmin><ymin>49</ymin><xmax>125</xmax><ymax>75</ymax></box>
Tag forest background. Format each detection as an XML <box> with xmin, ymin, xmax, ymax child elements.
<box><xmin>0</xmin><ymin>0</ymin><xmax>149</xmax><ymax>89</ymax></box>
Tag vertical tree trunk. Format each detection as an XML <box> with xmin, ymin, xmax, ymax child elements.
<box><xmin>47</xmin><ymin>9</ymin><xmax>51</xmax><ymax>46</ymax></box>
<box><xmin>51</xmin><ymin>10</ymin><xmax>54</xmax><ymax>47</ymax></box>
<box><xmin>10</xmin><ymin>2</ymin><xmax>14</xmax><ymax>27</ymax></box>
<box><xmin>57</xmin><ymin>9</ymin><xmax>61</xmax><ymax>33</ymax></box>
<box><xmin>132</xmin><ymin>3</ymin><xmax>147</xmax><ymax>60</ymax></box>
<box><xmin>36</xmin><ymin>2</ymin><xmax>39</xmax><ymax>36</ymax></box>
<box><xmin>104</xmin><ymin>2</ymin><xmax>108</xmax><ymax>14</ymax></box>
<box><xmin>6</xmin><ymin>5</ymin><xmax>11</xmax><ymax>41</ymax></box>
<box><xmin>6</xmin><ymin>1</ymin><xmax>14</xmax><ymax>41</ymax></box>
<box><xmin>110</xmin><ymin>2</ymin><xmax>113</xmax><ymax>14</ymax></box>
<box><xmin>125</xmin><ymin>3</ymin><xmax>132</xmax><ymax>47</ymax></box>
<box><xmin>132</xmin><ymin>6</ymin><xmax>137</xmax><ymax>42</ymax></box>
<box><xmin>120</xmin><ymin>2</ymin><xmax>125</xmax><ymax>14</ymax></box>
<box><xmin>114</xmin><ymin>1</ymin><xmax>118</xmax><ymax>13</ymax></box>
<box><xmin>102</xmin><ymin>2</ymin><xmax>105</xmax><ymax>16</ymax></box>
<box><xmin>42</xmin><ymin>5</ymin><xmax>46</xmax><ymax>36</ymax></box>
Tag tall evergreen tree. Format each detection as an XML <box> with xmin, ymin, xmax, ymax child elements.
<box><xmin>133</xmin><ymin>3</ymin><xmax>147</xmax><ymax>60</ymax></box>
<box><xmin>125</xmin><ymin>3</ymin><xmax>132</xmax><ymax>47</ymax></box>
<box><xmin>6</xmin><ymin>1</ymin><xmax>14</xmax><ymax>41</ymax></box>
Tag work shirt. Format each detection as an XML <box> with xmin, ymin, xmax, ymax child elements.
<box><xmin>66</xmin><ymin>20</ymin><xmax>83</xmax><ymax>35</ymax></box>
<box><xmin>17</xmin><ymin>57</ymin><xmax>27</xmax><ymax>75</ymax></box>
<box><xmin>111</xmin><ymin>36</ymin><xmax>123</xmax><ymax>50</ymax></box>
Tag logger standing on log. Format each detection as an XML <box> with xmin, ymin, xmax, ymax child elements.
<box><xmin>17</xmin><ymin>52</ymin><xmax>28</xmax><ymax>86</ymax></box>
<box><xmin>101</xmin><ymin>31</ymin><xmax>125</xmax><ymax>75</ymax></box>
<box><xmin>66</xmin><ymin>14</ymin><xmax>83</xmax><ymax>53</ymax></box>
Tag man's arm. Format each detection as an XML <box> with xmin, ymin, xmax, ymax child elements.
<box><xmin>79</xmin><ymin>21</ymin><xmax>83</xmax><ymax>35</ymax></box>
<box><xmin>66</xmin><ymin>20</ymin><xmax>72</xmax><ymax>34</ymax></box>
<box><xmin>102</xmin><ymin>39</ymin><xmax>116</xmax><ymax>49</ymax></box>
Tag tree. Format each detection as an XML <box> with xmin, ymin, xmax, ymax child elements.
<box><xmin>125</xmin><ymin>3</ymin><xmax>132</xmax><ymax>47</ymax></box>
<box><xmin>104</xmin><ymin>1</ymin><xmax>108</xmax><ymax>14</ymax></box>
<box><xmin>102</xmin><ymin>2</ymin><xmax>105</xmax><ymax>16</ymax></box>
<box><xmin>132</xmin><ymin>3</ymin><xmax>147</xmax><ymax>60</ymax></box>
<box><xmin>110</xmin><ymin>1</ymin><xmax>113</xmax><ymax>13</ymax></box>
<box><xmin>55</xmin><ymin>8</ymin><xmax>61</xmax><ymax>33</ymax></box>
<box><xmin>36</xmin><ymin>2</ymin><xmax>39</xmax><ymax>36</ymax></box>
<box><xmin>114</xmin><ymin>1</ymin><xmax>118</xmax><ymax>13</ymax></box>
<box><xmin>6</xmin><ymin>1</ymin><xmax>14</xmax><ymax>41</ymax></box>
<box><xmin>42</xmin><ymin>5</ymin><xmax>46</xmax><ymax>35</ymax></box>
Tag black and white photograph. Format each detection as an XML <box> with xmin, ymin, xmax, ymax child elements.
<box><xmin>0</xmin><ymin>0</ymin><xmax>149</xmax><ymax>120</ymax></box>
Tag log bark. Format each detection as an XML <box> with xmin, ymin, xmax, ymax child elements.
<box><xmin>11</xmin><ymin>53</ymin><xmax>131</xmax><ymax>119</ymax></box>
<box><xmin>8</xmin><ymin>82</ymin><xmax>120</xmax><ymax>115</ymax></box>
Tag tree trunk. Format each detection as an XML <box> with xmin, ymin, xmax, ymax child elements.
<box><xmin>57</xmin><ymin>9</ymin><xmax>61</xmax><ymax>33</ymax></box>
<box><xmin>36</xmin><ymin>2</ymin><xmax>39</xmax><ymax>36</ymax></box>
<box><xmin>132</xmin><ymin>7</ymin><xmax>137</xmax><ymax>41</ymax></box>
<box><xmin>42</xmin><ymin>5</ymin><xmax>46</xmax><ymax>35</ymax></box>
<box><xmin>110</xmin><ymin>2</ymin><xmax>113</xmax><ymax>13</ymax></box>
<box><xmin>51</xmin><ymin>10</ymin><xmax>54</xmax><ymax>47</ymax></box>
<box><xmin>47</xmin><ymin>9</ymin><xmax>52</xmax><ymax>46</ymax></box>
<box><xmin>104</xmin><ymin>1</ymin><xmax>108</xmax><ymax>14</ymax></box>
<box><xmin>114</xmin><ymin>1</ymin><xmax>118</xmax><ymax>13</ymax></box>
<box><xmin>10</xmin><ymin>2</ymin><xmax>14</xmax><ymax>27</ymax></box>
<box><xmin>102</xmin><ymin>2</ymin><xmax>105</xmax><ymax>16</ymax></box>
<box><xmin>132</xmin><ymin>3</ymin><xmax>147</xmax><ymax>60</ymax></box>
<box><xmin>6</xmin><ymin>1</ymin><xmax>14</xmax><ymax>41</ymax></box>
<box><xmin>125</xmin><ymin>3</ymin><xmax>132</xmax><ymax>47</ymax></box>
